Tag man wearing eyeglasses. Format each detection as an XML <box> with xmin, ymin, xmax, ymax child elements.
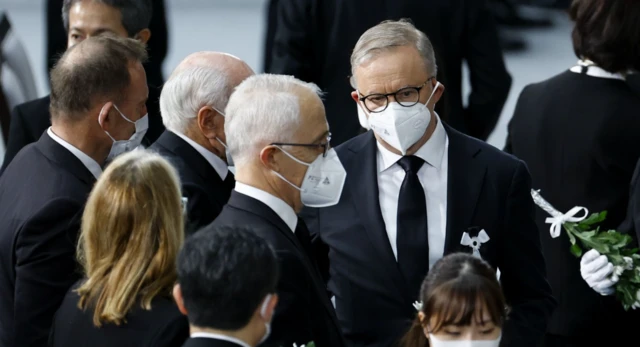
<box><xmin>301</xmin><ymin>19</ymin><xmax>555</xmax><ymax>347</ymax></box>
<box><xmin>201</xmin><ymin>74</ymin><xmax>347</xmax><ymax>347</ymax></box>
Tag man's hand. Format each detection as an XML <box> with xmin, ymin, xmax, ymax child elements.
<box><xmin>580</xmin><ymin>249</ymin><xmax>617</xmax><ymax>296</ymax></box>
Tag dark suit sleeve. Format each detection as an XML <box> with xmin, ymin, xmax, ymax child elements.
<box><xmin>499</xmin><ymin>161</ymin><xmax>556</xmax><ymax>347</ymax></box>
<box><xmin>149</xmin><ymin>315</ymin><xmax>189</xmax><ymax>347</ymax></box>
<box><xmin>13</xmin><ymin>198</ymin><xmax>83</xmax><ymax>346</ymax></box>
<box><xmin>267</xmin><ymin>0</ymin><xmax>316</xmax><ymax>82</ymax></box>
<box><xmin>617</xmin><ymin>158</ymin><xmax>640</xmax><ymax>243</ymax></box>
<box><xmin>463</xmin><ymin>0</ymin><xmax>512</xmax><ymax>141</ymax></box>
<box><xmin>183</xmin><ymin>184</ymin><xmax>217</xmax><ymax>236</ymax></box>
<box><xmin>264</xmin><ymin>251</ymin><xmax>315</xmax><ymax>346</ymax></box>
<box><xmin>1</xmin><ymin>105</ymin><xmax>32</xmax><ymax>173</ymax></box>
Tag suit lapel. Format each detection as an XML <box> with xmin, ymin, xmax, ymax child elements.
<box><xmin>36</xmin><ymin>133</ymin><xmax>96</xmax><ymax>187</ymax></box>
<box><xmin>346</xmin><ymin>132</ymin><xmax>410</xmax><ymax>301</ymax></box>
<box><xmin>444</xmin><ymin>126</ymin><xmax>487</xmax><ymax>253</ymax></box>
<box><xmin>227</xmin><ymin>192</ymin><xmax>339</xmax><ymax>324</ymax></box>
<box><xmin>156</xmin><ymin>131</ymin><xmax>229</xmax><ymax>206</ymax></box>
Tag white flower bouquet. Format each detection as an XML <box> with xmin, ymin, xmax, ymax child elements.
<box><xmin>531</xmin><ymin>189</ymin><xmax>640</xmax><ymax>310</ymax></box>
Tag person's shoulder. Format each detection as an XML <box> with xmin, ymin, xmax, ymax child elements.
<box><xmin>448</xmin><ymin>126</ymin><xmax>523</xmax><ymax>169</ymax></box>
<box><xmin>14</xmin><ymin>95</ymin><xmax>51</xmax><ymax>115</ymax></box>
<box><xmin>335</xmin><ymin>131</ymin><xmax>373</xmax><ymax>157</ymax></box>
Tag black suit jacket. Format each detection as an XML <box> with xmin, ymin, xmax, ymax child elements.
<box><xmin>49</xmin><ymin>281</ymin><xmax>189</xmax><ymax>347</ymax></box>
<box><xmin>302</xmin><ymin>128</ymin><xmax>555</xmax><ymax>347</ymax></box>
<box><xmin>206</xmin><ymin>192</ymin><xmax>346</xmax><ymax>347</ymax></box>
<box><xmin>150</xmin><ymin>131</ymin><xmax>233</xmax><ymax>234</ymax></box>
<box><xmin>0</xmin><ymin>133</ymin><xmax>96</xmax><ymax>347</ymax></box>
<box><xmin>266</xmin><ymin>0</ymin><xmax>511</xmax><ymax>145</ymax></box>
<box><xmin>182</xmin><ymin>337</ymin><xmax>246</xmax><ymax>347</ymax></box>
<box><xmin>0</xmin><ymin>87</ymin><xmax>165</xmax><ymax>174</ymax></box>
<box><xmin>504</xmin><ymin>70</ymin><xmax>640</xmax><ymax>338</ymax></box>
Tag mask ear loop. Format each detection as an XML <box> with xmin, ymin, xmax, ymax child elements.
<box><xmin>425</xmin><ymin>81</ymin><xmax>441</xmax><ymax>106</ymax></box>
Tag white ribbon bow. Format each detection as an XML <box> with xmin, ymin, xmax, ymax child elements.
<box><xmin>545</xmin><ymin>206</ymin><xmax>588</xmax><ymax>238</ymax></box>
<box><xmin>460</xmin><ymin>229</ymin><xmax>490</xmax><ymax>258</ymax></box>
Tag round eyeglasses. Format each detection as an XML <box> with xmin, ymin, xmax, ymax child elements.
<box><xmin>358</xmin><ymin>77</ymin><xmax>435</xmax><ymax>113</ymax></box>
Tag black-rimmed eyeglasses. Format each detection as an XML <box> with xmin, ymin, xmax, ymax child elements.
<box><xmin>271</xmin><ymin>133</ymin><xmax>332</xmax><ymax>158</ymax></box>
<box><xmin>358</xmin><ymin>77</ymin><xmax>435</xmax><ymax>113</ymax></box>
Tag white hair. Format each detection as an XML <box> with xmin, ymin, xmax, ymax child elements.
<box><xmin>350</xmin><ymin>19</ymin><xmax>437</xmax><ymax>88</ymax></box>
<box><xmin>224</xmin><ymin>74</ymin><xmax>323</xmax><ymax>167</ymax></box>
<box><xmin>159</xmin><ymin>66</ymin><xmax>231</xmax><ymax>133</ymax></box>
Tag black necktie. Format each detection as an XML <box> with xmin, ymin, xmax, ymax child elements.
<box><xmin>396</xmin><ymin>156</ymin><xmax>429</xmax><ymax>299</ymax></box>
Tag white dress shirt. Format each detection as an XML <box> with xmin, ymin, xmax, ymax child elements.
<box><xmin>190</xmin><ymin>332</ymin><xmax>251</xmax><ymax>347</ymax></box>
<box><xmin>173</xmin><ymin>131</ymin><xmax>229</xmax><ymax>181</ymax></box>
<box><xmin>47</xmin><ymin>127</ymin><xmax>102</xmax><ymax>179</ymax></box>
<box><xmin>376</xmin><ymin>113</ymin><xmax>449</xmax><ymax>269</ymax></box>
<box><xmin>235</xmin><ymin>182</ymin><xmax>298</xmax><ymax>232</ymax></box>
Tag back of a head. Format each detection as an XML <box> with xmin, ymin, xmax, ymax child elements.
<box><xmin>49</xmin><ymin>34</ymin><xmax>148</xmax><ymax>122</ymax></box>
<box><xmin>76</xmin><ymin>149</ymin><xmax>184</xmax><ymax>327</ymax></box>
<box><xmin>62</xmin><ymin>0</ymin><xmax>153</xmax><ymax>37</ymax></box>
<box><xmin>570</xmin><ymin>0</ymin><xmax>640</xmax><ymax>73</ymax></box>
<box><xmin>176</xmin><ymin>226</ymin><xmax>279</xmax><ymax>330</ymax></box>
<box><xmin>224</xmin><ymin>74</ymin><xmax>322</xmax><ymax>167</ymax></box>
<box><xmin>402</xmin><ymin>253</ymin><xmax>506</xmax><ymax>347</ymax></box>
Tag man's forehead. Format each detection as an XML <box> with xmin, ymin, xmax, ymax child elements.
<box><xmin>354</xmin><ymin>46</ymin><xmax>428</xmax><ymax>93</ymax></box>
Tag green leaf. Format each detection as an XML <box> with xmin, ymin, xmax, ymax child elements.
<box><xmin>307</xmin><ymin>342</ymin><xmax>316</xmax><ymax>347</ymax></box>
<box><xmin>570</xmin><ymin>244</ymin><xmax>583</xmax><ymax>257</ymax></box>
<box><xmin>578</xmin><ymin>211</ymin><xmax>608</xmax><ymax>227</ymax></box>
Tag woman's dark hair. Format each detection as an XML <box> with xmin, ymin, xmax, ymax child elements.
<box><xmin>401</xmin><ymin>253</ymin><xmax>507</xmax><ymax>347</ymax></box>
<box><xmin>570</xmin><ymin>0</ymin><xmax>640</xmax><ymax>73</ymax></box>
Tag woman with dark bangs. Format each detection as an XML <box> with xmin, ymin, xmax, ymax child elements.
<box><xmin>401</xmin><ymin>253</ymin><xmax>506</xmax><ymax>347</ymax></box>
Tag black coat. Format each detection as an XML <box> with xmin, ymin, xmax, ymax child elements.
<box><xmin>0</xmin><ymin>87</ymin><xmax>165</xmax><ymax>175</ymax></box>
<box><xmin>302</xmin><ymin>128</ymin><xmax>555</xmax><ymax>347</ymax></box>
<box><xmin>182</xmin><ymin>337</ymin><xmax>246</xmax><ymax>347</ymax></box>
<box><xmin>150</xmin><ymin>131</ymin><xmax>234</xmax><ymax>234</ymax></box>
<box><xmin>0</xmin><ymin>133</ymin><xmax>96</xmax><ymax>347</ymax></box>
<box><xmin>504</xmin><ymin>70</ymin><xmax>640</xmax><ymax>339</ymax></box>
<box><xmin>205</xmin><ymin>192</ymin><xmax>346</xmax><ymax>347</ymax></box>
<box><xmin>266</xmin><ymin>0</ymin><xmax>511</xmax><ymax>145</ymax></box>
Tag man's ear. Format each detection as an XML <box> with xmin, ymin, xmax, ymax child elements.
<box><xmin>197</xmin><ymin>106</ymin><xmax>219</xmax><ymax>140</ymax></box>
<box><xmin>172</xmin><ymin>284</ymin><xmax>188</xmax><ymax>316</ymax></box>
<box><xmin>135</xmin><ymin>29</ymin><xmax>151</xmax><ymax>44</ymax></box>
<box><xmin>264</xmin><ymin>294</ymin><xmax>278</xmax><ymax>321</ymax></box>
<box><xmin>259</xmin><ymin>146</ymin><xmax>279</xmax><ymax>172</ymax></box>
<box><xmin>98</xmin><ymin>102</ymin><xmax>115</xmax><ymax>129</ymax></box>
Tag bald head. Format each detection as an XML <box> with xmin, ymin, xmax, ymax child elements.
<box><xmin>50</xmin><ymin>35</ymin><xmax>147</xmax><ymax>121</ymax></box>
<box><xmin>173</xmin><ymin>51</ymin><xmax>254</xmax><ymax>83</ymax></box>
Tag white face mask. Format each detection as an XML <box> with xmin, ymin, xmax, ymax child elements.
<box><xmin>100</xmin><ymin>104</ymin><xmax>148</xmax><ymax>162</ymax></box>
<box><xmin>212</xmin><ymin>106</ymin><xmax>235</xmax><ymax>174</ymax></box>
<box><xmin>363</xmin><ymin>82</ymin><xmax>440</xmax><ymax>155</ymax></box>
<box><xmin>258</xmin><ymin>294</ymin><xmax>273</xmax><ymax>345</ymax></box>
<box><xmin>272</xmin><ymin>147</ymin><xmax>347</xmax><ymax>208</ymax></box>
<box><xmin>357</xmin><ymin>103</ymin><xmax>370</xmax><ymax>130</ymax></box>
<box><xmin>428</xmin><ymin>333</ymin><xmax>502</xmax><ymax>347</ymax></box>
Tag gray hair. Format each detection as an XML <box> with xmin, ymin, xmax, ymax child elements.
<box><xmin>62</xmin><ymin>0</ymin><xmax>153</xmax><ymax>37</ymax></box>
<box><xmin>159</xmin><ymin>66</ymin><xmax>231</xmax><ymax>133</ymax></box>
<box><xmin>350</xmin><ymin>19</ymin><xmax>437</xmax><ymax>88</ymax></box>
<box><xmin>224</xmin><ymin>74</ymin><xmax>323</xmax><ymax>167</ymax></box>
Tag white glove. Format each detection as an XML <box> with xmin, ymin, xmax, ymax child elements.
<box><xmin>580</xmin><ymin>249</ymin><xmax>617</xmax><ymax>296</ymax></box>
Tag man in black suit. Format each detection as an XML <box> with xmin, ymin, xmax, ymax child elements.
<box><xmin>266</xmin><ymin>0</ymin><xmax>511</xmax><ymax>146</ymax></box>
<box><xmin>151</xmin><ymin>52</ymin><xmax>254</xmax><ymax>234</ymax></box>
<box><xmin>1</xmin><ymin>0</ymin><xmax>164</xmax><ymax>174</ymax></box>
<box><xmin>0</xmin><ymin>35</ymin><xmax>149</xmax><ymax>347</ymax></box>
<box><xmin>174</xmin><ymin>226</ymin><xmax>280</xmax><ymax>347</ymax></box>
<box><xmin>301</xmin><ymin>20</ymin><xmax>554</xmax><ymax>347</ymax></box>
<box><xmin>204</xmin><ymin>74</ymin><xmax>347</xmax><ymax>347</ymax></box>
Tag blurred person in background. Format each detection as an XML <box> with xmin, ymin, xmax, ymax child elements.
<box><xmin>46</xmin><ymin>0</ymin><xmax>167</xmax><ymax>88</ymax></box>
<box><xmin>50</xmin><ymin>149</ymin><xmax>188</xmax><ymax>347</ymax></box>
<box><xmin>504</xmin><ymin>0</ymin><xmax>640</xmax><ymax>345</ymax></box>
<box><xmin>174</xmin><ymin>226</ymin><xmax>279</xmax><ymax>347</ymax></box>
<box><xmin>1</xmin><ymin>0</ymin><xmax>164</xmax><ymax>175</ymax></box>
<box><xmin>266</xmin><ymin>0</ymin><xmax>511</xmax><ymax>146</ymax></box>
<box><xmin>0</xmin><ymin>35</ymin><xmax>149</xmax><ymax>347</ymax></box>
<box><xmin>205</xmin><ymin>74</ymin><xmax>347</xmax><ymax>347</ymax></box>
<box><xmin>152</xmin><ymin>51</ymin><xmax>254</xmax><ymax>234</ymax></box>
<box><xmin>401</xmin><ymin>253</ymin><xmax>507</xmax><ymax>347</ymax></box>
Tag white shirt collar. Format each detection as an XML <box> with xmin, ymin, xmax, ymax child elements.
<box><xmin>377</xmin><ymin>112</ymin><xmax>447</xmax><ymax>173</ymax></box>
<box><xmin>234</xmin><ymin>182</ymin><xmax>298</xmax><ymax>232</ymax></box>
<box><xmin>569</xmin><ymin>59</ymin><xmax>627</xmax><ymax>80</ymax></box>
<box><xmin>189</xmin><ymin>332</ymin><xmax>251</xmax><ymax>347</ymax></box>
<box><xmin>47</xmin><ymin>127</ymin><xmax>102</xmax><ymax>179</ymax></box>
<box><xmin>173</xmin><ymin>131</ymin><xmax>228</xmax><ymax>180</ymax></box>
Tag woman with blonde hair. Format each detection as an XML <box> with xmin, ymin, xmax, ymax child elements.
<box><xmin>49</xmin><ymin>149</ymin><xmax>189</xmax><ymax>347</ymax></box>
<box><xmin>401</xmin><ymin>253</ymin><xmax>507</xmax><ymax>347</ymax></box>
